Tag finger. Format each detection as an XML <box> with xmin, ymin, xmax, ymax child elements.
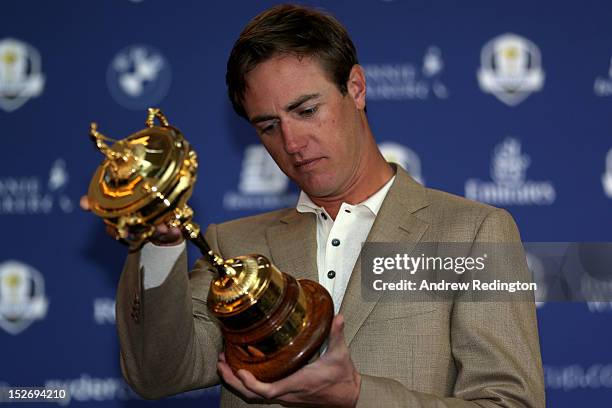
<box><xmin>238</xmin><ymin>368</ymin><xmax>307</xmax><ymax>401</ymax></box>
<box><xmin>105</xmin><ymin>225</ymin><xmax>120</xmax><ymax>240</ymax></box>
<box><xmin>168</xmin><ymin>226</ymin><xmax>183</xmax><ymax>235</ymax></box>
<box><xmin>165</xmin><ymin>226</ymin><xmax>183</xmax><ymax>240</ymax></box>
<box><xmin>217</xmin><ymin>361</ymin><xmax>261</xmax><ymax>400</ymax></box>
<box><xmin>155</xmin><ymin>223</ymin><xmax>169</xmax><ymax>234</ymax></box>
<box><xmin>79</xmin><ymin>195</ymin><xmax>90</xmax><ymax>211</ymax></box>
<box><xmin>237</xmin><ymin>369</ymin><xmax>280</xmax><ymax>400</ymax></box>
<box><xmin>326</xmin><ymin>314</ymin><xmax>347</xmax><ymax>351</ymax></box>
<box><xmin>151</xmin><ymin>225</ymin><xmax>184</xmax><ymax>245</ymax></box>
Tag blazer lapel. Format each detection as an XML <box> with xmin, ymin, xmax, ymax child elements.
<box><xmin>340</xmin><ymin>166</ymin><xmax>431</xmax><ymax>346</ymax></box>
<box><xmin>265</xmin><ymin>210</ymin><xmax>319</xmax><ymax>282</ymax></box>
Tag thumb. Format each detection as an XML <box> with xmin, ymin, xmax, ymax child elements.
<box><xmin>327</xmin><ymin>314</ymin><xmax>347</xmax><ymax>351</ymax></box>
<box><xmin>79</xmin><ymin>195</ymin><xmax>91</xmax><ymax>211</ymax></box>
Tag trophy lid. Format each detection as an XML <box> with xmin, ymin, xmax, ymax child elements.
<box><xmin>87</xmin><ymin>108</ymin><xmax>198</xmax><ymax>221</ymax></box>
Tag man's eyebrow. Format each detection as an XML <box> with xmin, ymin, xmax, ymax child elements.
<box><xmin>249</xmin><ymin>93</ymin><xmax>321</xmax><ymax>125</ymax></box>
<box><xmin>284</xmin><ymin>93</ymin><xmax>320</xmax><ymax>112</ymax></box>
<box><xmin>249</xmin><ymin>93</ymin><xmax>321</xmax><ymax>124</ymax></box>
<box><xmin>250</xmin><ymin>114</ymin><xmax>278</xmax><ymax>125</ymax></box>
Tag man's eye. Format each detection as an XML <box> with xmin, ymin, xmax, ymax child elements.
<box><xmin>260</xmin><ymin>120</ymin><xmax>279</xmax><ymax>134</ymax></box>
<box><xmin>300</xmin><ymin>106</ymin><xmax>318</xmax><ymax>117</ymax></box>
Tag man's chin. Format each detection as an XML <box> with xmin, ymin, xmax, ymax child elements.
<box><xmin>300</xmin><ymin>183</ymin><xmax>337</xmax><ymax>199</ymax></box>
<box><xmin>294</xmin><ymin>172</ymin><xmax>339</xmax><ymax>197</ymax></box>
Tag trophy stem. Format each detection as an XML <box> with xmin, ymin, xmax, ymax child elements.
<box><xmin>176</xmin><ymin>216</ymin><xmax>226</xmax><ymax>278</ymax></box>
<box><xmin>189</xmin><ymin>231</ymin><xmax>226</xmax><ymax>277</ymax></box>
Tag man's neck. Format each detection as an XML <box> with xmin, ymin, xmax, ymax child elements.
<box><xmin>309</xmin><ymin>157</ymin><xmax>394</xmax><ymax>220</ymax></box>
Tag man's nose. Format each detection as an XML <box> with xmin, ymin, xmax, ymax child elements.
<box><xmin>281</xmin><ymin>120</ymin><xmax>308</xmax><ymax>155</ymax></box>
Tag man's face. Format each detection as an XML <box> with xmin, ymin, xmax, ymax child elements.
<box><xmin>242</xmin><ymin>55</ymin><xmax>366</xmax><ymax>198</ymax></box>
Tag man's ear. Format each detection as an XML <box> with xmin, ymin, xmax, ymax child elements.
<box><xmin>346</xmin><ymin>64</ymin><xmax>366</xmax><ymax>110</ymax></box>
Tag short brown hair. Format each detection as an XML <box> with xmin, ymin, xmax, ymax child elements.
<box><xmin>226</xmin><ymin>4</ymin><xmax>359</xmax><ymax>119</ymax></box>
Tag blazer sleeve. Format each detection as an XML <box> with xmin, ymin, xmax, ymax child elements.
<box><xmin>356</xmin><ymin>209</ymin><xmax>545</xmax><ymax>408</ymax></box>
<box><xmin>116</xmin><ymin>224</ymin><xmax>224</xmax><ymax>399</ymax></box>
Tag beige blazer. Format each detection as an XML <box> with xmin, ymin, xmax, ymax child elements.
<box><xmin>116</xmin><ymin>166</ymin><xmax>545</xmax><ymax>407</ymax></box>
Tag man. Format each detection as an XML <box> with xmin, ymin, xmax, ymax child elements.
<box><xmin>107</xmin><ymin>4</ymin><xmax>545</xmax><ymax>407</ymax></box>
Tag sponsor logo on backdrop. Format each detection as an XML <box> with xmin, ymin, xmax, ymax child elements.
<box><xmin>587</xmin><ymin>302</ymin><xmax>612</xmax><ymax>312</ymax></box>
<box><xmin>603</xmin><ymin>148</ymin><xmax>612</xmax><ymax>198</ymax></box>
<box><xmin>93</xmin><ymin>298</ymin><xmax>115</xmax><ymax>324</ymax></box>
<box><xmin>465</xmin><ymin>137</ymin><xmax>556</xmax><ymax>205</ymax></box>
<box><xmin>544</xmin><ymin>364</ymin><xmax>612</xmax><ymax>390</ymax></box>
<box><xmin>0</xmin><ymin>158</ymin><xmax>74</xmax><ymax>215</ymax></box>
<box><xmin>378</xmin><ymin>142</ymin><xmax>425</xmax><ymax>185</ymax></box>
<box><xmin>0</xmin><ymin>38</ymin><xmax>45</xmax><ymax>112</ymax></box>
<box><xmin>0</xmin><ymin>260</ymin><xmax>48</xmax><ymax>334</ymax></box>
<box><xmin>477</xmin><ymin>33</ymin><xmax>544</xmax><ymax>106</ymax></box>
<box><xmin>363</xmin><ymin>46</ymin><xmax>448</xmax><ymax>101</ymax></box>
<box><xmin>594</xmin><ymin>57</ymin><xmax>612</xmax><ymax>96</ymax></box>
<box><xmin>223</xmin><ymin>145</ymin><xmax>298</xmax><ymax>211</ymax></box>
<box><xmin>107</xmin><ymin>44</ymin><xmax>171</xmax><ymax>110</ymax></box>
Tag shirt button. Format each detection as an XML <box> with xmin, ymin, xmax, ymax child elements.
<box><xmin>331</xmin><ymin>238</ymin><xmax>340</xmax><ymax>247</ymax></box>
<box><xmin>327</xmin><ymin>270</ymin><xmax>336</xmax><ymax>279</ymax></box>
<box><xmin>321</xmin><ymin>213</ymin><xmax>328</xmax><ymax>220</ymax></box>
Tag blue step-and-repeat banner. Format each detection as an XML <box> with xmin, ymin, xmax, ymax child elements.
<box><xmin>2</xmin><ymin>1</ymin><xmax>611</xmax><ymax>406</ymax></box>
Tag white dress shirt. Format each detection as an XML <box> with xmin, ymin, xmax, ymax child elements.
<box><xmin>296</xmin><ymin>176</ymin><xmax>395</xmax><ymax>314</ymax></box>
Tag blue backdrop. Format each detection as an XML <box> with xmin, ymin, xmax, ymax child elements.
<box><xmin>2</xmin><ymin>1</ymin><xmax>611</xmax><ymax>406</ymax></box>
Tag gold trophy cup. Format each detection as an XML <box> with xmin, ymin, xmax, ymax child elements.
<box><xmin>87</xmin><ymin>108</ymin><xmax>333</xmax><ymax>382</ymax></box>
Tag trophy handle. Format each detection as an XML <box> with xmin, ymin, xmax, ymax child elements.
<box><xmin>145</xmin><ymin>107</ymin><xmax>169</xmax><ymax>128</ymax></box>
<box><xmin>89</xmin><ymin>123</ymin><xmax>122</xmax><ymax>161</ymax></box>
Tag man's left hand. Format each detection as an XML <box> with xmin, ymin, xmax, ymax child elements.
<box><xmin>217</xmin><ymin>314</ymin><xmax>361</xmax><ymax>408</ymax></box>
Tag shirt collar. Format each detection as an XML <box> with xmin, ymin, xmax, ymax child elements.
<box><xmin>296</xmin><ymin>175</ymin><xmax>396</xmax><ymax>217</ymax></box>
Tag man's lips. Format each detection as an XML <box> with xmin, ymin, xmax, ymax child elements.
<box><xmin>294</xmin><ymin>157</ymin><xmax>323</xmax><ymax>171</ymax></box>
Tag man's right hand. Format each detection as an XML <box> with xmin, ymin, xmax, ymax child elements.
<box><xmin>80</xmin><ymin>195</ymin><xmax>185</xmax><ymax>246</ymax></box>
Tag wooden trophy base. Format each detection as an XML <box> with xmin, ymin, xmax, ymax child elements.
<box><xmin>223</xmin><ymin>278</ymin><xmax>334</xmax><ymax>382</ymax></box>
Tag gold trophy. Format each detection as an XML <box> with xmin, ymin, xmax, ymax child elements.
<box><xmin>87</xmin><ymin>108</ymin><xmax>333</xmax><ymax>382</ymax></box>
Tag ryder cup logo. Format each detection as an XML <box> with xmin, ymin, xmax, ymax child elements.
<box><xmin>379</xmin><ymin>142</ymin><xmax>425</xmax><ymax>185</ymax></box>
<box><xmin>223</xmin><ymin>145</ymin><xmax>298</xmax><ymax>211</ymax></box>
<box><xmin>603</xmin><ymin>149</ymin><xmax>612</xmax><ymax>198</ymax></box>
<box><xmin>477</xmin><ymin>34</ymin><xmax>545</xmax><ymax>106</ymax></box>
<box><xmin>107</xmin><ymin>45</ymin><xmax>171</xmax><ymax>110</ymax></box>
<box><xmin>465</xmin><ymin>137</ymin><xmax>556</xmax><ymax>205</ymax></box>
<box><xmin>0</xmin><ymin>38</ymin><xmax>45</xmax><ymax>112</ymax></box>
<box><xmin>363</xmin><ymin>46</ymin><xmax>448</xmax><ymax>101</ymax></box>
<box><xmin>0</xmin><ymin>260</ymin><xmax>48</xmax><ymax>335</ymax></box>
